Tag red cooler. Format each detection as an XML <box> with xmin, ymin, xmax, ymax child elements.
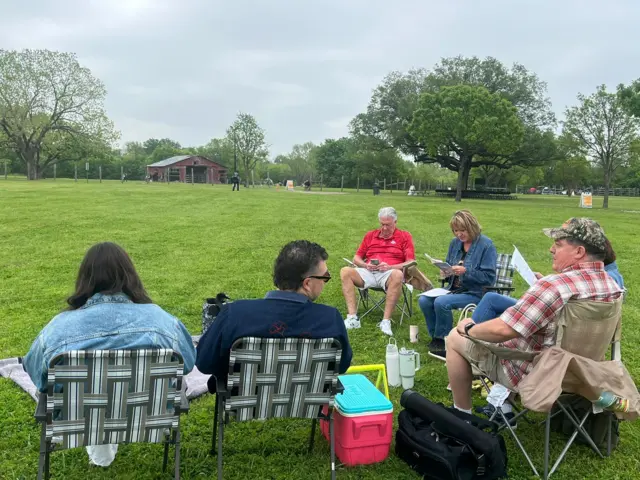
<box><xmin>321</xmin><ymin>374</ymin><xmax>393</xmax><ymax>466</ymax></box>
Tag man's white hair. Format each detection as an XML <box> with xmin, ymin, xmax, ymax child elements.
<box><xmin>378</xmin><ymin>207</ymin><xmax>397</xmax><ymax>221</ymax></box>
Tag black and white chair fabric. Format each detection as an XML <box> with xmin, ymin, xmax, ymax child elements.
<box><xmin>211</xmin><ymin>337</ymin><xmax>344</xmax><ymax>480</ymax></box>
<box><xmin>34</xmin><ymin>348</ymin><xmax>188</xmax><ymax>480</ymax></box>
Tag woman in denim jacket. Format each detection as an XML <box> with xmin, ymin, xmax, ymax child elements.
<box><xmin>418</xmin><ymin>210</ymin><xmax>497</xmax><ymax>360</ymax></box>
<box><xmin>23</xmin><ymin>242</ymin><xmax>195</xmax><ymax>467</ymax></box>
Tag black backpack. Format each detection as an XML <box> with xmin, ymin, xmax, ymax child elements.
<box><xmin>201</xmin><ymin>293</ymin><xmax>231</xmax><ymax>334</ymax></box>
<box><xmin>396</xmin><ymin>391</ymin><xmax>508</xmax><ymax>480</ymax></box>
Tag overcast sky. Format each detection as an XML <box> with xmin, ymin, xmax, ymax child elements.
<box><xmin>2</xmin><ymin>0</ymin><xmax>639</xmax><ymax>156</ymax></box>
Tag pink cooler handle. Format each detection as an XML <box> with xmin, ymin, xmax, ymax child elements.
<box><xmin>352</xmin><ymin>417</ymin><xmax>388</xmax><ymax>439</ymax></box>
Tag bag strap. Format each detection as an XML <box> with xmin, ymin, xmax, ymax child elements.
<box><xmin>445</xmin><ymin>404</ymin><xmax>499</xmax><ymax>433</ymax></box>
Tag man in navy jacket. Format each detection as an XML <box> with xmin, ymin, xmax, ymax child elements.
<box><xmin>196</xmin><ymin>240</ymin><xmax>353</xmax><ymax>383</ymax></box>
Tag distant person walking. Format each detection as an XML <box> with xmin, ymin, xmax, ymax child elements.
<box><xmin>231</xmin><ymin>172</ymin><xmax>240</xmax><ymax>191</ymax></box>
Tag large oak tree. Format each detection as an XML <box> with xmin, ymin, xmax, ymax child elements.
<box><xmin>0</xmin><ymin>49</ymin><xmax>117</xmax><ymax>179</ymax></box>
<box><xmin>351</xmin><ymin>56</ymin><xmax>556</xmax><ymax>200</ymax></box>
<box><xmin>409</xmin><ymin>85</ymin><xmax>525</xmax><ymax>201</ymax></box>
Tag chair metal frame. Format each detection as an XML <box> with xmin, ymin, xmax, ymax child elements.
<box><xmin>469</xmin><ymin>297</ymin><xmax>624</xmax><ymax>479</ymax></box>
<box><xmin>210</xmin><ymin>337</ymin><xmax>344</xmax><ymax>480</ymax></box>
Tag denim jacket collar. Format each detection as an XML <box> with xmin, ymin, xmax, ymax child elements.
<box><xmin>450</xmin><ymin>234</ymin><xmax>481</xmax><ymax>261</ymax></box>
<box><xmin>82</xmin><ymin>292</ymin><xmax>133</xmax><ymax>309</ymax></box>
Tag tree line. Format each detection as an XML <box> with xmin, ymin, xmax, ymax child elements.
<box><xmin>2</xmin><ymin>49</ymin><xmax>640</xmax><ymax>207</ymax></box>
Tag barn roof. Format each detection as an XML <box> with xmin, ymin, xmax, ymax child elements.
<box><xmin>147</xmin><ymin>155</ymin><xmax>226</xmax><ymax>168</ymax></box>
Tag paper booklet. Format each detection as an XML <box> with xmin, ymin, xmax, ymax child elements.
<box><xmin>418</xmin><ymin>287</ymin><xmax>451</xmax><ymax>298</ymax></box>
<box><xmin>511</xmin><ymin>245</ymin><xmax>537</xmax><ymax>287</ymax></box>
<box><xmin>424</xmin><ymin>253</ymin><xmax>454</xmax><ymax>275</ymax></box>
<box><xmin>342</xmin><ymin>257</ymin><xmax>356</xmax><ymax>266</ymax></box>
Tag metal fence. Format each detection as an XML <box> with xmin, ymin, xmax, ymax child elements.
<box><xmin>516</xmin><ymin>185</ymin><xmax>640</xmax><ymax>197</ymax></box>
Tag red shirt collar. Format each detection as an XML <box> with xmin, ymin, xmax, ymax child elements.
<box><xmin>376</xmin><ymin>228</ymin><xmax>398</xmax><ymax>239</ymax></box>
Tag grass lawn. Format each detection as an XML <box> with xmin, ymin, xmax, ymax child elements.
<box><xmin>1</xmin><ymin>178</ymin><xmax>639</xmax><ymax>479</ymax></box>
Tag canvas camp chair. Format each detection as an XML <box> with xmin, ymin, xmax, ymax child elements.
<box><xmin>211</xmin><ymin>337</ymin><xmax>345</xmax><ymax>480</ymax></box>
<box><xmin>344</xmin><ymin>259</ymin><xmax>425</xmax><ymax>325</ymax></box>
<box><xmin>465</xmin><ymin>297</ymin><xmax>624</xmax><ymax>479</ymax></box>
<box><xmin>34</xmin><ymin>348</ymin><xmax>188</xmax><ymax>480</ymax></box>
<box><xmin>453</xmin><ymin>253</ymin><xmax>516</xmax><ymax>322</ymax></box>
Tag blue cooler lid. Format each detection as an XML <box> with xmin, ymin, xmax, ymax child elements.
<box><xmin>336</xmin><ymin>374</ymin><xmax>393</xmax><ymax>414</ymax></box>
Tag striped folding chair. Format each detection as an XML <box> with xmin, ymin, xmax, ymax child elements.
<box><xmin>211</xmin><ymin>337</ymin><xmax>344</xmax><ymax>480</ymax></box>
<box><xmin>34</xmin><ymin>349</ymin><xmax>188</xmax><ymax>480</ymax></box>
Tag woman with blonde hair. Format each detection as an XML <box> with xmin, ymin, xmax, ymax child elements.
<box><xmin>419</xmin><ymin>210</ymin><xmax>497</xmax><ymax>360</ymax></box>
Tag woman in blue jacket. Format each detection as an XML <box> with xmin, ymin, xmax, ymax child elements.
<box><xmin>23</xmin><ymin>242</ymin><xmax>196</xmax><ymax>467</ymax></box>
<box><xmin>419</xmin><ymin>210</ymin><xmax>497</xmax><ymax>360</ymax></box>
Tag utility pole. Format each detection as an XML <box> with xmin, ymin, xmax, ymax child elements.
<box><xmin>233</xmin><ymin>135</ymin><xmax>238</xmax><ymax>173</ymax></box>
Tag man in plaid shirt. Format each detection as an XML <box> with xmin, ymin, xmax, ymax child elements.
<box><xmin>445</xmin><ymin>218</ymin><xmax>624</xmax><ymax>414</ymax></box>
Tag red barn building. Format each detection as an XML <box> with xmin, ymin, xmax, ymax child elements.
<box><xmin>146</xmin><ymin>155</ymin><xmax>228</xmax><ymax>184</ymax></box>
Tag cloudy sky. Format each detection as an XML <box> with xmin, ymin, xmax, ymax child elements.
<box><xmin>2</xmin><ymin>0</ymin><xmax>639</xmax><ymax>155</ymax></box>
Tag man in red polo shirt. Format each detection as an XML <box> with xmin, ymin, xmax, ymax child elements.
<box><xmin>340</xmin><ymin>206</ymin><xmax>430</xmax><ymax>335</ymax></box>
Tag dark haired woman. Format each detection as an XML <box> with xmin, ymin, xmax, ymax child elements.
<box><xmin>23</xmin><ymin>242</ymin><xmax>195</xmax><ymax>465</ymax></box>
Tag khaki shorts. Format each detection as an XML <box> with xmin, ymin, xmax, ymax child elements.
<box><xmin>455</xmin><ymin>335</ymin><xmax>516</xmax><ymax>391</ymax></box>
<box><xmin>355</xmin><ymin>268</ymin><xmax>395</xmax><ymax>290</ymax></box>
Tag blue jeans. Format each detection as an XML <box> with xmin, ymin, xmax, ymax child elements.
<box><xmin>418</xmin><ymin>293</ymin><xmax>481</xmax><ymax>340</ymax></box>
<box><xmin>471</xmin><ymin>292</ymin><xmax>517</xmax><ymax>324</ymax></box>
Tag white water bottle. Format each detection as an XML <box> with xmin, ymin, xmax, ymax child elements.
<box><xmin>386</xmin><ymin>337</ymin><xmax>401</xmax><ymax>387</ymax></box>
<box><xmin>399</xmin><ymin>347</ymin><xmax>421</xmax><ymax>390</ymax></box>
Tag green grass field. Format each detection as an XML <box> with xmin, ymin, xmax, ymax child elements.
<box><xmin>1</xmin><ymin>178</ymin><xmax>639</xmax><ymax>479</ymax></box>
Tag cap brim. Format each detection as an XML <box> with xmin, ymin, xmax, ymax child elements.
<box><xmin>542</xmin><ymin>227</ymin><xmax>569</xmax><ymax>239</ymax></box>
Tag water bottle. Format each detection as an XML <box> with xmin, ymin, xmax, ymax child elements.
<box><xmin>399</xmin><ymin>347</ymin><xmax>421</xmax><ymax>390</ymax></box>
<box><xmin>386</xmin><ymin>338</ymin><xmax>401</xmax><ymax>387</ymax></box>
<box><xmin>594</xmin><ymin>391</ymin><xmax>630</xmax><ymax>413</ymax></box>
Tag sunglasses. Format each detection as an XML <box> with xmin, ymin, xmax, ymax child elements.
<box><xmin>305</xmin><ymin>271</ymin><xmax>332</xmax><ymax>283</ymax></box>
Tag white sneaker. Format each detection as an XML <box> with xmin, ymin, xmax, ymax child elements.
<box><xmin>344</xmin><ymin>316</ymin><xmax>361</xmax><ymax>329</ymax></box>
<box><xmin>378</xmin><ymin>319</ymin><xmax>393</xmax><ymax>336</ymax></box>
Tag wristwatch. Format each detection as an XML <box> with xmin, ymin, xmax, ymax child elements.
<box><xmin>464</xmin><ymin>322</ymin><xmax>475</xmax><ymax>336</ymax></box>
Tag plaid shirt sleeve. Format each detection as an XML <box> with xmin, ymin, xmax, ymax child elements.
<box><xmin>500</xmin><ymin>280</ymin><xmax>565</xmax><ymax>337</ymax></box>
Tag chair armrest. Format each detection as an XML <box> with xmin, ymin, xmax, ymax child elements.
<box><xmin>214</xmin><ymin>376</ymin><xmax>230</xmax><ymax>398</ymax></box>
<box><xmin>35</xmin><ymin>393</ymin><xmax>47</xmax><ymax>422</ymax></box>
<box><xmin>177</xmin><ymin>390</ymin><xmax>190</xmax><ymax>415</ymax></box>
<box><xmin>335</xmin><ymin>377</ymin><xmax>345</xmax><ymax>396</ymax></box>
<box><xmin>482</xmin><ymin>286</ymin><xmax>515</xmax><ymax>295</ymax></box>
<box><xmin>402</xmin><ymin>261</ymin><xmax>418</xmax><ymax>273</ymax></box>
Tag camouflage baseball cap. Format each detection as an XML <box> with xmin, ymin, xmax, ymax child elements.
<box><xmin>542</xmin><ymin>217</ymin><xmax>606</xmax><ymax>251</ymax></box>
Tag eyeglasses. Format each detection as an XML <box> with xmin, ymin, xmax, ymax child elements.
<box><xmin>305</xmin><ymin>272</ymin><xmax>332</xmax><ymax>283</ymax></box>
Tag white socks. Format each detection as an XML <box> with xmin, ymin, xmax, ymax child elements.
<box><xmin>500</xmin><ymin>403</ymin><xmax>513</xmax><ymax>414</ymax></box>
<box><xmin>454</xmin><ymin>405</ymin><xmax>472</xmax><ymax>415</ymax></box>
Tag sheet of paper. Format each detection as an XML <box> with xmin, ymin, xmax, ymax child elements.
<box><xmin>418</xmin><ymin>287</ymin><xmax>451</xmax><ymax>298</ymax></box>
<box><xmin>512</xmin><ymin>246</ymin><xmax>537</xmax><ymax>287</ymax></box>
<box><xmin>424</xmin><ymin>253</ymin><xmax>454</xmax><ymax>273</ymax></box>
<box><xmin>342</xmin><ymin>257</ymin><xmax>355</xmax><ymax>266</ymax></box>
